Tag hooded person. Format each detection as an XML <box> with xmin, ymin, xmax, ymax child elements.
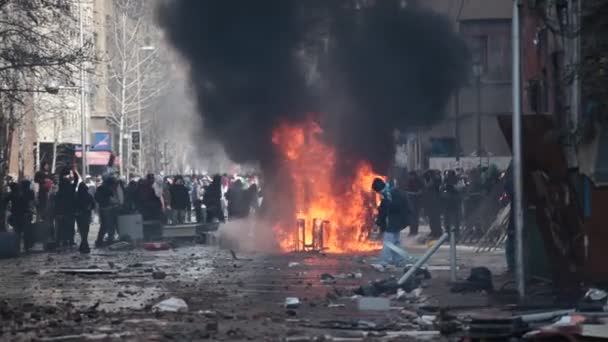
<box><xmin>94</xmin><ymin>174</ymin><xmax>119</xmax><ymax>247</ymax></box>
<box><xmin>169</xmin><ymin>175</ymin><xmax>191</xmax><ymax>224</ymax></box>
<box><xmin>203</xmin><ymin>175</ymin><xmax>224</xmax><ymax>223</ymax></box>
<box><xmin>54</xmin><ymin>167</ymin><xmax>79</xmax><ymax>249</ymax></box>
<box><xmin>136</xmin><ymin>174</ymin><xmax>163</xmax><ymax>221</ymax></box>
<box><xmin>75</xmin><ymin>182</ymin><xmax>95</xmax><ymax>253</ymax></box>
<box><xmin>372</xmin><ymin>177</ymin><xmax>413</xmax><ymax>266</ymax></box>
<box><xmin>6</xmin><ymin>180</ymin><xmax>35</xmax><ymax>252</ymax></box>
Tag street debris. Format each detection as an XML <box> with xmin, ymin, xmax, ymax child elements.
<box><xmin>288</xmin><ymin>262</ymin><xmax>301</xmax><ymax>268</ymax></box>
<box><xmin>579</xmin><ymin>288</ymin><xmax>608</xmax><ymax>311</ymax></box>
<box><xmin>57</xmin><ymin>268</ymin><xmax>116</xmax><ymax>275</ymax></box>
<box><xmin>285</xmin><ymin>297</ymin><xmax>301</xmax><ymax>309</ymax></box>
<box><xmin>107</xmin><ymin>241</ymin><xmax>134</xmax><ymax>251</ymax></box>
<box><xmin>320</xmin><ymin>273</ymin><xmax>336</xmax><ymax>284</ymax></box>
<box><xmin>369</xmin><ymin>263</ymin><xmax>386</xmax><ymax>273</ymax></box>
<box><xmin>143</xmin><ymin>241</ymin><xmax>171</xmax><ymax>251</ymax></box>
<box><xmin>335</xmin><ymin>272</ymin><xmax>363</xmax><ymax>279</ymax></box>
<box><xmin>357</xmin><ymin>297</ymin><xmax>390</xmax><ymax>311</ymax></box>
<box><xmin>450</xmin><ymin>266</ymin><xmax>493</xmax><ymax>293</ymax></box>
<box><xmin>152</xmin><ymin>270</ymin><xmax>167</xmax><ymax>279</ymax></box>
<box><xmin>355</xmin><ymin>276</ymin><xmax>419</xmax><ymax>296</ymax></box>
<box><xmin>327</xmin><ymin>303</ymin><xmax>346</xmax><ymax>308</ymax></box>
<box><xmin>396</xmin><ymin>287</ymin><xmax>423</xmax><ymax>301</ymax></box>
<box><xmin>152</xmin><ymin>297</ymin><xmax>188</xmax><ymax>312</ymax></box>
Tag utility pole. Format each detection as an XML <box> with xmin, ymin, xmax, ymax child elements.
<box><xmin>78</xmin><ymin>0</ymin><xmax>87</xmax><ymax>177</ymax></box>
<box><xmin>512</xmin><ymin>0</ymin><xmax>525</xmax><ymax>300</ymax></box>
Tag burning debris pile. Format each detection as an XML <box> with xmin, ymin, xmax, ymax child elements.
<box><xmin>271</xmin><ymin>116</ymin><xmax>382</xmax><ymax>253</ymax></box>
<box><xmin>158</xmin><ymin>0</ymin><xmax>470</xmax><ymax>252</ymax></box>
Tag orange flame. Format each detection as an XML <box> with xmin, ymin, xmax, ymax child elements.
<box><xmin>271</xmin><ymin>116</ymin><xmax>383</xmax><ymax>253</ymax></box>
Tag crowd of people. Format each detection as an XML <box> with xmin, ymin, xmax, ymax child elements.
<box><xmin>2</xmin><ymin>159</ymin><xmax>262</xmax><ymax>255</ymax></box>
<box><xmin>373</xmin><ymin>165</ymin><xmax>503</xmax><ymax>265</ymax></box>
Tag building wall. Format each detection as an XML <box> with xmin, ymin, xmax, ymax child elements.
<box><xmin>417</xmin><ymin>0</ymin><xmax>513</xmax><ymax>160</ymax></box>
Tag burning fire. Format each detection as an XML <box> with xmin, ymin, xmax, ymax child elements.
<box><xmin>271</xmin><ymin>116</ymin><xmax>383</xmax><ymax>253</ymax></box>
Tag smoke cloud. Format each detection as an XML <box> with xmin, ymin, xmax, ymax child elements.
<box><xmin>157</xmin><ymin>0</ymin><xmax>470</xmax><ymax>175</ymax></box>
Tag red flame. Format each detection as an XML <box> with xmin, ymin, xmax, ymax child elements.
<box><xmin>271</xmin><ymin>116</ymin><xmax>383</xmax><ymax>253</ymax></box>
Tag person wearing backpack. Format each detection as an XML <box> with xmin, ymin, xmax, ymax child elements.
<box><xmin>372</xmin><ymin>177</ymin><xmax>412</xmax><ymax>266</ymax></box>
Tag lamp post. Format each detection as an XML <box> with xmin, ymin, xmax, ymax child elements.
<box><xmin>78</xmin><ymin>0</ymin><xmax>87</xmax><ymax>177</ymax></box>
<box><xmin>134</xmin><ymin>45</ymin><xmax>155</xmax><ymax>177</ymax></box>
<box><xmin>472</xmin><ymin>60</ymin><xmax>484</xmax><ymax>159</ymax></box>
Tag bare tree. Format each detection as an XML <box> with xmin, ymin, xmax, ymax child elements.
<box><xmin>105</xmin><ymin>0</ymin><xmax>168</xmax><ymax>177</ymax></box>
<box><xmin>0</xmin><ymin>0</ymin><xmax>90</xmax><ymax>231</ymax></box>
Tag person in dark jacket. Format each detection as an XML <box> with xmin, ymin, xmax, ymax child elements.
<box><xmin>124</xmin><ymin>180</ymin><xmax>138</xmax><ymax>213</ymax></box>
<box><xmin>423</xmin><ymin>170</ymin><xmax>443</xmax><ymax>239</ymax></box>
<box><xmin>7</xmin><ymin>180</ymin><xmax>35</xmax><ymax>252</ymax></box>
<box><xmin>136</xmin><ymin>174</ymin><xmax>163</xmax><ymax>221</ymax></box>
<box><xmin>203</xmin><ymin>175</ymin><xmax>224</xmax><ymax>223</ymax></box>
<box><xmin>169</xmin><ymin>176</ymin><xmax>190</xmax><ymax>224</ymax></box>
<box><xmin>372</xmin><ymin>178</ymin><xmax>411</xmax><ymax>266</ymax></box>
<box><xmin>94</xmin><ymin>176</ymin><xmax>119</xmax><ymax>247</ymax></box>
<box><xmin>405</xmin><ymin>171</ymin><xmax>424</xmax><ymax>236</ymax></box>
<box><xmin>54</xmin><ymin>168</ymin><xmax>78</xmax><ymax>249</ymax></box>
<box><xmin>75</xmin><ymin>182</ymin><xmax>95</xmax><ymax>254</ymax></box>
<box><xmin>226</xmin><ymin>179</ymin><xmax>246</xmax><ymax>219</ymax></box>
<box><xmin>441</xmin><ymin>170</ymin><xmax>461</xmax><ymax>237</ymax></box>
<box><xmin>34</xmin><ymin>162</ymin><xmax>53</xmax><ymax>224</ymax></box>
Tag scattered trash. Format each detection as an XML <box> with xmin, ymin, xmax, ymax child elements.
<box><xmin>21</xmin><ymin>270</ymin><xmax>39</xmax><ymax>276</ymax></box>
<box><xmin>285</xmin><ymin>297</ymin><xmax>301</xmax><ymax>309</ymax></box>
<box><xmin>357</xmin><ymin>297</ymin><xmax>390</xmax><ymax>311</ymax></box>
<box><xmin>107</xmin><ymin>241</ymin><xmax>134</xmax><ymax>251</ymax></box>
<box><xmin>579</xmin><ymin>288</ymin><xmax>608</xmax><ymax>311</ymax></box>
<box><xmin>415</xmin><ymin>315</ymin><xmax>436</xmax><ymax>328</ymax></box>
<box><xmin>335</xmin><ymin>272</ymin><xmax>363</xmax><ymax>279</ymax></box>
<box><xmin>450</xmin><ymin>267</ymin><xmax>493</xmax><ymax>293</ymax></box>
<box><xmin>403</xmin><ymin>265</ymin><xmax>432</xmax><ymax>280</ymax></box>
<box><xmin>320</xmin><ymin>273</ymin><xmax>336</xmax><ymax>284</ymax></box>
<box><xmin>285</xmin><ymin>336</ymin><xmax>314</xmax><ymax>342</ymax></box>
<box><xmin>327</xmin><ymin>303</ymin><xmax>346</xmax><ymax>308</ymax></box>
<box><xmin>288</xmin><ymin>262</ymin><xmax>301</xmax><ymax>268</ymax></box>
<box><xmin>57</xmin><ymin>268</ymin><xmax>116</xmax><ymax>275</ymax></box>
<box><xmin>397</xmin><ymin>287</ymin><xmax>422</xmax><ymax>301</ymax></box>
<box><xmin>355</xmin><ymin>277</ymin><xmax>419</xmax><ymax>296</ymax></box>
<box><xmin>152</xmin><ymin>271</ymin><xmax>167</xmax><ymax>280</ymax></box>
<box><xmin>143</xmin><ymin>242</ymin><xmax>171</xmax><ymax>251</ymax></box>
<box><xmin>370</xmin><ymin>264</ymin><xmax>385</xmax><ymax>272</ymax></box>
<box><xmin>152</xmin><ymin>297</ymin><xmax>188</xmax><ymax>312</ymax></box>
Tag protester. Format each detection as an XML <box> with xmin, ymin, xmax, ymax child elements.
<box><xmin>136</xmin><ymin>174</ymin><xmax>163</xmax><ymax>221</ymax></box>
<box><xmin>94</xmin><ymin>175</ymin><xmax>119</xmax><ymax>247</ymax></box>
<box><xmin>371</xmin><ymin>177</ymin><xmax>411</xmax><ymax>266</ymax></box>
<box><xmin>6</xmin><ymin>180</ymin><xmax>35</xmax><ymax>252</ymax></box>
<box><xmin>226</xmin><ymin>179</ymin><xmax>247</xmax><ymax>218</ymax></box>
<box><xmin>422</xmin><ymin>170</ymin><xmax>443</xmax><ymax>239</ymax></box>
<box><xmin>34</xmin><ymin>162</ymin><xmax>53</xmax><ymax>225</ymax></box>
<box><xmin>54</xmin><ymin>167</ymin><xmax>79</xmax><ymax>249</ymax></box>
<box><xmin>203</xmin><ymin>175</ymin><xmax>224</xmax><ymax>223</ymax></box>
<box><xmin>441</xmin><ymin>169</ymin><xmax>461</xmax><ymax>237</ymax></box>
<box><xmin>75</xmin><ymin>182</ymin><xmax>95</xmax><ymax>254</ymax></box>
<box><xmin>405</xmin><ymin>171</ymin><xmax>424</xmax><ymax>236</ymax></box>
<box><xmin>170</xmin><ymin>175</ymin><xmax>191</xmax><ymax>224</ymax></box>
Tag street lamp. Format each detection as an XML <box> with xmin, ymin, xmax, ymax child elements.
<box><xmin>134</xmin><ymin>45</ymin><xmax>156</xmax><ymax>177</ymax></box>
<box><xmin>472</xmin><ymin>60</ymin><xmax>484</xmax><ymax>158</ymax></box>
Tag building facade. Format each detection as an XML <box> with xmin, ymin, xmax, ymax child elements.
<box><xmin>410</xmin><ymin>0</ymin><xmax>513</xmax><ymax>168</ymax></box>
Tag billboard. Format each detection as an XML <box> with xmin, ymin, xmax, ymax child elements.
<box><xmin>91</xmin><ymin>132</ymin><xmax>112</xmax><ymax>151</ymax></box>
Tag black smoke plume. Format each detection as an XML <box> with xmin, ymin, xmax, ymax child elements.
<box><xmin>158</xmin><ymin>0</ymin><xmax>470</xmax><ymax>175</ymax></box>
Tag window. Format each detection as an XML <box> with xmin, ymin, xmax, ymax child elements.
<box><xmin>460</xmin><ymin>20</ymin><xmax>512</xmax><ymax>82</ymax></box>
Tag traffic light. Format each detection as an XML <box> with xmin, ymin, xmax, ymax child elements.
<box><xmin>131</xmin><ymin>130</ymin><xmax>141</xmax><ymax>151</ymax></box>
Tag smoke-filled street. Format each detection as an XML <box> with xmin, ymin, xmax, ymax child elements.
<box><xmin>2</xmin><ymin>0</ymin><xmax>608</xmax><ymax>340</ymax></box>
<box><xmin>0</xmin><ymin>229</ymin><xmax>507</xmax><ymax>341</ymax></box>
